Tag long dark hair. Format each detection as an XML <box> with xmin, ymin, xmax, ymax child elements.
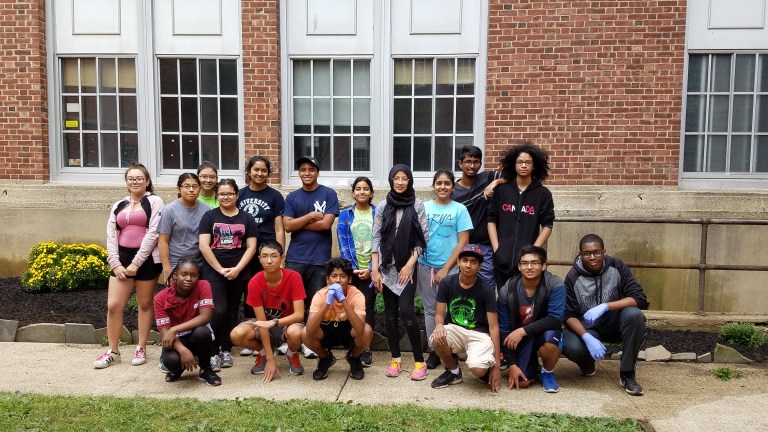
<box><xmin>500</xmin><ymin>142</ymin><xmax>550</xmax><ymax>182</ymax></box>
<box><xmin>176</xmin><ymin>172</ymin><xmax>200</xmax><ymax>198</ymax></box>
<box><xmin>244</xmin><ymin>156</ymin><xmax>272</xmax><ymax>185</ymax></box>
<box><xmin>214</xmin><ymin>178</ymin><xmax>239</xmax><ymax>195</ymax></box>
<box><xmin>124</xmin><ymin>162</ymin><xmax>154</xmax><ymax>193</ymax></box>
<box><xmin>351</xmin><ymin>176</ymin><xmax>374</xmax><ymax>205</ymax></box>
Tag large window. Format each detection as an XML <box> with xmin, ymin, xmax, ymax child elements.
<box><xmin>292</xmin><ymin>59</ymin><xmax>371</xmax><ymax>172</ymax></box>
<box><xmin>60</xmin><ymin>57</ymin><xmax>138</xmax><ymax>168</ymax></box>
<box><xmin>393</xmin><ymin>58</ymin><xmax>475</xmax><ymax>172</ymax></box>
<box><xmin>684</xmin><ymin>53</ymin><xmax>768</xmax><ymax>174</ymax></box>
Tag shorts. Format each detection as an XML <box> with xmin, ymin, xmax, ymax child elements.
<box><xmin>431</xmin><ymin>323</ymin><xmax>496</xmax><ymax>369</ymax></box>
<box><xmin>112</xmin><ymin>246</ymin><xmax>162</xmax><ymax>281</ymax></box>
<box><xmin>319</xmin><ymin>320</ymin><xmax>354</xmax><ymax>350</ymax></box>
<box><xmin>511</xmin><ymin>329</ymin><xmax>562</xmax><ymax>379</ymax></box>
<box><xmin>243</xmin><ymin>320</ymin><xmax>290</xmax><ymax>348</ymax></box>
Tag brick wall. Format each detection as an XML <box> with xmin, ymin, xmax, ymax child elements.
<box><xmin>0</xmin><ymin>0</ymin><xmax>48</xmax><ymax>180</ymax></box>
<box><xmin>486</xmin><ymin>1</ymin><xmax>687</xmax><ymax>186</ymax></box>
<box><xmin>241</xmin><ymin>1</ymin><xmax>282</xmax><ymax>183</ymax></box>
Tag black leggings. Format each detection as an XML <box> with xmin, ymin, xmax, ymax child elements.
<box><xmin>352</xmin><ymin>274</ymin><xmax>377</xmax><ymax>328</ymax></box>
<box><xmin>161</xmin><ymin>325</ymin><xmax>216</xmax><ymax>373</ymax></box>
<box><xmin>382</xmin><ymin>281</ymin><xmax>424</xmax><ymax>362</ymax></box>
<box><xmin>208</xmin><ymin>274</ymin><xmax>247</xmax><ymax>352</ymax></box>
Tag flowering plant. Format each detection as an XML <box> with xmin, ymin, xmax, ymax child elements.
<box><xmin>21</xmin><ymin>241</ymin><xmax>110</xmax><ymax>293</ymax></box>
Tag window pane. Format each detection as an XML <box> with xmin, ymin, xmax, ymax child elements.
<box><xmin>162</xmin><ymin>135</ymin><xmax>180</xmax><ymax>169</ymax></box>
<box><xmin>729</xmin><ymin>135</ymin><xmax>751</xmax><ymax>172</ymax></box>
<box><xmin>760</xmin><ymin>55</ymin><xmax>768</xmax><ymax>92</ymax></box>
<box><xmin>757</xmin><ymin>96</ymin><xmax>768</xmax><ymax>132</ymax></box>
<box><xmin>313</xmin><ymin>98</ymin><xmax>330</xmax><ymax>134</ymax></box>
<box><xmin>182</xmin><ymin>135</ymin><xmax>200</xmax><ymax>170</ymax></box>
<box><xmin>333</xmin><ymin>136</ymin><xmax>351</xmax><ymax>171</ymax></box>
<box><xmin>394</xmin><ymin>59</ymin><xmax>412</xmax><ymax>96</ymax></box>
<box><xmin>708</xmin><ymin>95</ymin><xmax>729</xmax><ymax>132</ymax></box>
<box><xmin>711</xmin><ymin>55</ymin><xmax>731</xmax><ymax>92</ymax></box>
<box><xmin>294</xmin><ymin>98</ymin><xmax>311</xmax><ymax>133</ymax></box>
<box><xmin>435</xmin><ymin>98</ymin><xmax>453</xmax><ymax>133</ymax></box>
<box><xmin>393</xmin><ymin>99</ymin><xmax>412</xmax><ymax>134</ymax></box>
<box><xmin>314</xmin><ymin>61</ymin><xmax>331</xmax><ymax>96</ymax></box>
<box><xmin>333</xmin><ymin>60</ymin><xmax>351</xmax><ymax>96</ymax></box>
<box><xmin>294</xmin><ymin>136</ymin><xmax>312</xmax><ymax>160</ymax></box>
<box><xmin>353</xmin><ymin>60</ymin><xmax>370</xmax><ymax>96</ymax></box>
<box><xmin>413</xmin><ymin>136</ymin><xmax>431</xmax><ymax>171</ymax></box>
<box><xmin>434</xmin><ymin>136</ymin><xmax>452</xmax><ymax>170</ymax></box>
<box><xmin>82</xmin><ymin>134</ymin><xmax>98</xmax><ymax>167</ymax></box>
<box><xmin>159</xmin><ymin>59</ymin><xmax>178</xmax><ymax>94</ymax></box>
<box><xmin>120</xmin><ymin>133</ymin><xmax>138</xmax><ymax>166</ymax></box>
<box><xmin>81</xmin><ymin>96</ymin><xmax>98</xmax><ymax>130</ymax></box>
<box><xmin>353</xmin><ymin>98</ymin><xmax>370</xmax><ymax>133</ymax></box>
<box><xmin>99</xmin><ymin>58</ymin><xmax>116</xmax><ymax>93</ymax></box>
<box><xmin>200</xmin><ymin>59</ymin><xmax>217</xmax><ymax>95</ymax></box>
<box><xmin>683</xmin><ymin>135</ymin><xmax>705</xmax><ymax>172</ymax></box>
<box><xmin>353</xmin><ymin>136</ymin><xmax>370</xmax><ymax>171</ymax></box>
<box><xmin>413</xmin><ymin>59</ymin><xmax>432</xmax><ymax>96</ymax></box>
<box><xmin>181</xmin><ymin>98</ymin><xmax>198</xmax><ymax>132</ymax></box>
<box><xmin>708</xmin><ymin>135</ymin><xmax>727</xmax><ymax>171</ymax></box>
<box><xmin>333</xmin><ymin>98</ymin><xmax>351</xmax><ymax>134</ymax></box>
<box><xmin>756</xmin><ymin>136</ymin><xmax>768</xmax><ymax>172</ymax></box>
<box><xmin>393</xmin><ymin>137</ymin><xmax>411</xmax><ymax>166</ymax></box>
<box><xmin>687</xmin><ymin>55</ymin><xmax>707</xmax><ymax>93</ymax></box>
<box><xmin>436</xmin><ymin>59</ymin><xmax>454</xmax><ymax>95</ymax></box>
<box><xmin>457</xmin><ymin>58</ymin><xmax>475</xmax><ymax>95</ymax></box>
<box><xmin>64</xmin><ymin>133</ymin><xmax>81</xmax><ymax>166</ymax></box>
<box><xmin>685</xmin><ymin>95</ymin><xmax>705</xmax><ymax>132</ymax></box>
<box><xmin>100</xmin><ymin>96</ymin><xmax>117</xmax><ymax>130</ymax></box>
<box><xmin>201</xmin><ymin>97</ymin><xmax>219</xmax><ymax>132</ymax></box>
<box><xmin>179</xmin><ymin>59</ymin><xmax>197</xmax><ymax>95</ymax></box>
<box><xmin>118</xmin><ymin>58</ymin><xmax>136</xmax><ymax>93</ymax></box>
<box><xmin>220</xmin><ymin>136</ymin><xmax>239</xmax><ymax>170</ymax></box>
<box><xmin>731</xmin><ymin>95</ymin><xmax>753</xmax><ymax>133</ymax></box>
<box><xmin>81</xmin><ymin>58</ymin><xmax>97</xmax><ymax>93</ymax></box>
<box><xmin>201</xmin><ymin>136</ymin><xmax>219</xmax><ymax>166</ymax></box>
<box><xmin>734</xmin><ymin>55</ymin><xmax>756</xmax><ymax>92</ymax></box>
<box><xmin>220</xmin><ymin>98</ymin><xmax>238</xmax><ymax>133</ymax></box>
<box><xmin>119</xmin><ymin>96</ymin><xmax>137</xmax><ymax>131</ymax></box>
<box><xmin>313</xmin><ymin>136</ymin><xmax>331</xmax><ymax>170</ymax></box>
<box><xmin>293</xmin><ymin>60</ymin><xmax>311</xmax><ymax>96</ymax></box>
<box><xmin>101</xmin><ymin>133</ymin><xmax>118</xmax><ymax>167</ymax></box>
<box><xmin>63</xmin><ymin>95</ymin><xmax>79</xmax><ymax>128</ymax></box>
<box><xmin>220</xmin><ymin>60</ymin><xmax>237</xmax><ymax>95</ymax></box>
<box><xmin>62</xmin><ymin>58</ymin><xmax>79</xmax><ymax>93</ymax></box>
<box><xmin>455</xmin><ymin>136</ymin><xmax>473</xmax><ymax>156</ymax></box>
<box><xmin>413</xmin><ymin>99</ymin><xmax>432</xmax><ymax>134</ymax></box>
<box><xmin>161</xmin><ymin>97</ymin><xmax>179</xmax><ymax>132</ymax></box>
<box><xmin>455</xmin><ymin>98</ymin><xmax>474</xmax><ymax>133</ymax></box>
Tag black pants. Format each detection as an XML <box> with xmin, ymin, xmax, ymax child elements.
<box><xmin>284</xmin><ymin>261</ymin><xmax>327</xmax><ymax>320</ymax></box>
<box><xmin>352</xmin><ymin>274</ymin><xmax>377</xmax><ymax>328</ymax></box>
<box><xmin>161</xmin><ymin>325</ymin><xmax>216</xmax><ymax>373</ymax></box>
<box><xmin>382</xmin><ymin>280</ymin><xmax>424</xmax><ymax>361</ymax></box>
<box><xmin>207</xmin><ymin>269</ymin><xmax>247</xmax><ymax>352</ymax></box>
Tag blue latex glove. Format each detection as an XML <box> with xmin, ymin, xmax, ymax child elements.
<box><xmin>583</xmin><ymin>303</ymin><xmax>609</xmax><ymax>326</ymax></box>
<box><xmin>325</xmin><ymin>286</ymin><xmax>337</xmax><ymax>305</ymax></box>
<box><xmin>331</xmin><ymin>283</ymin><xmax>346</xmax><ymax>302</ymax></box>
<box><xmin>581</xmin><ymin>333</ymin><xmax>606</xmax><ymax>360</ymax></box>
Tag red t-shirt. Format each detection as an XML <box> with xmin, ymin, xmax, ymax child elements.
<box><xmin>246</xmin><ymin>268</ymin><xmax>306</xmax><ymax>320</ymax></box>
<box><xmin>154</xmin><ymin>280</ymin><xmax>214</xmax><ymax>329</ymax></box>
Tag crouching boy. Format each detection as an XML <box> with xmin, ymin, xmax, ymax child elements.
<box><xmin>302</xmin><ymin>258</ymin><xmax>373</xmax><ymax>380</ymax></box>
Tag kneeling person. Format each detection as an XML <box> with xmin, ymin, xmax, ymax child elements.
<box><xmin>430</xmin><ymin>245</ymin><xmax>501</xmax><ymax>392</ymax></box>
<box><xmin>498</xmin><ymin>245</ymin><xmax>565</xmax><ymax>393</ymax></box>
<box><xmin>230</xmin><ymin>241</ymin><xmax>307</xmax><ymax>383</ymax></box>
<box><xmin>154</xmin><ymin>257</ymin><xmax>221</xmax><ymax>386</ymax></box>
<box><xmin>302</xmin><ymin>258</ymin><xmax>373</xmax><ymax>381</ymax></box>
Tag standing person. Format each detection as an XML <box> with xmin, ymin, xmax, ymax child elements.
<box><xmin>230</xmin><ymin>241</ymin><xmax>307</xmax><ymax>382</ymax></box>
<box><xmin>487</xmin><ymin>142</ymin><xmax>555</xmax><ymax>290</ymax></box>
<box><xmin>371</xmin><ymin>165</ymin><xmax>429</xmax><ymax>380</ymax></box>
<box><xmin>94</xmin><ymin>163</ymin><xmax>164</xmax><ymax>369</ymax></box>
<box><xmin>197</xmin><ymin>161</ymin><xmax>219</xmax><ymax>209</ymax></box>
<box><xmin>419</xmin><ymin>170</ymin><xmax>472</xmax><ymax>370</ymax></box>
<box><xmin>561</xmin><ymin>234</ymin><xmax>648</xmax><ymax>396</ymax></box>
<box><xmin>158</xmin><ymin>173</ymin><xmax>210</xmax><ymax>280</ymax></box>
<box><xmin>154</xmin><ymin>257</ymin><xmax>221</xmax><ymax>386</ymax></box>
<box><xmin>282</xmin><ymin>156</ymin><xmax>339</xmax><ymax>359</ymax></box>
<box><xmin>237</xmin><ymin>156</ymin><xmax>286</xmax><ymax>352</ymax></box>
<box><xmin>337</xmin><ymin>176</ymin><xmax>377</xmax><ymax>367</ymax></box>
<box><xmin>452</xmin><ymin>145</ymin><xmax>506</xmax><ymax>288</ymax></box>
<box><xmin>199</xmin><ymin>179</ymin><xmax>258</xmax><ymax>371</ymax></box>
<box><xmin>497</xmin><ymin>245</ymin><xmax>565</xmax><ymax>393</ymax></box>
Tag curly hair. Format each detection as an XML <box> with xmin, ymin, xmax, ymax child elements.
<box><xmin>500</xmin><ymin>142</ymin><xmax>550</xmax><ymax>182</ymax></box>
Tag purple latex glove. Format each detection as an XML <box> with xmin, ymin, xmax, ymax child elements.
<box><xmin>581</xmin><ymin>333</ymin><xmax>606</xmax><ymax>360</ymax></box>
<box><xmin>331</xmin><ymin>283</ymin><xmax>346</xmax><ymax>302</ymax></box>
<box><xmin>583</xmin><ymin>303</ymin><xmax>609</xmax><ymax>326</ymax></box>
<box><xmin>325</xmin><ymin>285</ymin><xmax>337</xmax><ymax>305</ymax></box>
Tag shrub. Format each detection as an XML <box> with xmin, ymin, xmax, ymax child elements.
<box><xmin>718</xmin><ymin>322</ymin><xmax>767</xmax><ymax>348</ymax></box>
<box><xmin>374</xmin><ymin>293</ymin><xmax>424</xmax><ymax>315</ymax></box>
<box><xmin>21</xmin><ymin>241</ymin><xmax>110</xmax><ymax>293</ymax></box>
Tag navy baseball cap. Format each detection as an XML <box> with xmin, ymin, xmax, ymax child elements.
<box><xmin>296</xmin><ymin>155</ymin><xmax>320</xmax><ymax>170</ymax></box>
<box><xmin>458</xmin><ymin>244</ymin><xmax>484</xmax><ymax>263</ymax></box>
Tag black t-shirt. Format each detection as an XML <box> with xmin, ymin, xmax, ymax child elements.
<box><xmin>452</xmin><ymin>171</ymin><xmax>502</xmax><ymax>244</ymax></box>
<box><xmin>436</xmin><ymin>273</ymin><xmax>497</xmax><ymax>334</ymax></box>
<box><xmin>198</xmin><ymin>208</ymin><xmax>257</xmax><ymax>278</ymax></box>
<box><xmin>237</xmin><ymin>185</ymin><xmax>285</xmax><ymax>243</ymax></box>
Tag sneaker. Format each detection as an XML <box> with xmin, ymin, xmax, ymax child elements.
<box><xmin>288</xmin><ymin>353</ymin><xmax>304</xmax><ymax>376</ymax></box>
<box><xmin>410</xmin><ymin>362</ymin><xmax>428</xmax><ymax>381</ymax></box>
<box><xmin>499</xmin><ymin>352</ymin><xmax>508</xmax><ymax>371</ymax></box>
<box><xmin>478</xmin><ymin>369</ymin><xmax>490</xmax><ymax>384</ymax></box>
<box><xmin>130</xmin><ymin>347</ymin><xmax>147</xmax><ymax>366</ymax></box>
<box><xmin>240</xmin><ymin>348</ymin><xmax>254</xmax><ymax>356</ymax></box>
<box><xmin>93</xmin><ymin>349</ymin><xmax>121</xmax><ymax>369</ymax></box>
<box><xmin>210</xmin><ymin>354</ymin><xmax>222</xmax><ymax>372</ymax></box>
<box><xmin>580</xmin><ymin>364</ymin><xmax>596</xmax><ymax>377</ymax></box>
<box><xmin>620</xmin><ymin>371</ymin><xmax>644</xmax><ymax>396</ymax></box>
<box><xmin>165</xmin><ymin>370</ymin><xmax>182</xmax><ymax>382</ymax></box>
<box><xmin>347</xmin><ymin>352</ymin><xmax>365</xmax><ymax>380</ymax></box>
<box><xmin>431</xmin><ymin>369</ymin><xmax>463</xmax><ymax>389</ymax></box>
<box><xmin>301</xmin><ymin>344</ymin><xmax>318</xmax><ymax>359</ymax></box>
<box><xmin>541</xmin><ymin>371</ymin><xmax>560</xmax><ymax>393</ymax></box>
<box><xmin>220</xmin><ymin>351</ymin><xmax>234</xmax><ymax>368</ymax></box>
<box><xmin>159</xmin><ymin>360</ymin><xmax>169</xmax><ymax>373</ymax></box>
<box><xmin>250</xmin><ymin>353</ymin><xmax>266</xmax><ymax>374</ymax></box>
<box><xmin>385</xmin><ymin>358</ymin><xmax>402</xmax><ymax>377</ymax></box>
<box><xmin>360</xmin><ymin>349</ymin><xmax>373</xmax><ymax>368</ymax></box>
<box><xmin>425</xmin><ymin>350</ymin><xmax>441</xmax><ymax>369</ymax></box>
<box><xmin>312</xmin><ymin>352</ymin><xmax>336</xmax><ymax>381</ymax></box>
<box><xmin>276</xmin><ymin>343</ymin><xmax>288</xmax><ymax>356</ymax></box>
<box><xmin>199</xmin><ymin>369</ymin><xmax>222</xmax><ymax>386</ymax></box>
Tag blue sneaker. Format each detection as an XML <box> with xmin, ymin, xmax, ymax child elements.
<box><xmin>541</xmin><ymin>371</ymin><xmax>559</xmax><ymax>393</ymax></box>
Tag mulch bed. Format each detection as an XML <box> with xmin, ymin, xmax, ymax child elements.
<box><xmin>1</xmin><ymin>277</ymin><xmax>766</xmax><ymax>362</ymax></box>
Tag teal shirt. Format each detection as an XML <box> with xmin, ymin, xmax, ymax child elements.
<box><xmin>419</xmin><ymin>200</ymin><xmax>473</xmax><ymax>268</ymax></box>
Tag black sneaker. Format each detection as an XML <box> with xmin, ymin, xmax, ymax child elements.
<box><xmin>478</xmin><ymin>369</ymin><xmax>490</xmax><ymax>384</ymax></box>
<box><xmin>425</xmin><ymin>350</ymin><xmax>441</xmax><ymax>370</ymax></box>
<box><xmin>165</xmin><ymin>370</ymin><xmax>182</xmax><ymax>383</ymax></box>
<box><xmin>198</xmin><ymin>369</ymin><xmax>222</xmax><ymax>386</ymax></box>
<box><xmin>580</xmin><ymin>364</ymin><xmax>596</xmax><ymax>377</ymax></box>
<box><xmin>620</xmin><ymin>371</ymin><xmax>644</xmax><ymax>396</ymax></box>
<box><xmin>431</xmin><ymin>369</ymin><xmax>463</xmax><ymax>389</ymax></box>
<box><xmin>347</xmin><ymin>352</ymin><xmax>365</xmax><ymax>380</ymax></box>
<box><xmin>312</xmin><ymin>351</ymin><xmax>336</xmax><ymax>381</ymax></box>
<box><xmin>360</xmin><ymin>349</ymin><xmax>373</xmax><ymax>368</ymax></box>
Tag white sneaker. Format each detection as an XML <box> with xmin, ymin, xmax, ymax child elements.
<box><xmin>300</xmin><ymin>344</ymin><xmax>318</xmax><ymax>359</ymax></box>
<box><xmin>94</xmin><ymin>349</ymin><xmax>121</xmax><ymax>369</ymax></box>
<box><xmin>130</xmin><ymin>346</ymin><xmax>147</xmax><ymax>366</ymax></box>
<box><xmin>240</xmin><ymin>348</ymin><xmax>254</xmax><ymax>356</ymax></box>
<box><xmin>276</xmin><ymin>343</ymin><xmax>289</xmax><ymax>356</ymax></box>
<box><xmin>210</xmin><ymin>354</ymin><xmax>222</xmax><ymax>372</ymax></box>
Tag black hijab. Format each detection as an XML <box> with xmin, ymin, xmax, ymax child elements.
<box><xmin>379</xmin><ymin>165</ymin><xmax>426</xmax><ymax>272</ymax></box>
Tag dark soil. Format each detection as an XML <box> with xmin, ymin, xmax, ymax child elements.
<box><xmin>1</xmin><ymin>277</ymin><xmax>766</xmax><ymax>362</ymax></box>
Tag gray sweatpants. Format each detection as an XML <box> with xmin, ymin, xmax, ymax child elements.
<box><xmin>417</xmin><ymin>263</ymin><xmax>459</xmax><ymax>348</ymax></box>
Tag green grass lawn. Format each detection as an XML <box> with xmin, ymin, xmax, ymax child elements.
<box><xmin>0</xmin><ymin>392</ymin><xmax>643</xmax><ymax>432</ymax></box>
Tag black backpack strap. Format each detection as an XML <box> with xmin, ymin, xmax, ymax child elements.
<box><xmin>113</xmin><ymin>195</ymin><xmax>153</xmax><ymax>230</ymax></box>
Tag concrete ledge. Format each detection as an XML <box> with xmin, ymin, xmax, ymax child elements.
<box><xmin>645</xmin><ymin>311</ymin><xmax>768</xmax><ymax>333</ymax></box>
<box><xmin>94</xmin><ymin>326</ymin><xmax>132</xmax><ymax>345</ymax></box>
<box><xmin>16</xmin><ymin>323</ymin><xmax>65</xmax><ymax>343</ymax></box>
<box><xmin>0</xmin><ymin>319</ymin><xmax>18</xmax><ymax>342</ymax></box>
<box><xmin>65</xmin><ymin>323</ymin><xmax>96</xmax><ymax>344</ymax></box>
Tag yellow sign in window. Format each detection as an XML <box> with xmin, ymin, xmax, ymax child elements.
<box><xmin>65</xmin><ymin>120</ymin><xmax>79</xmax><ymax>128</ymax></box>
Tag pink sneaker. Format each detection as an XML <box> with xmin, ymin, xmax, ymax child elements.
<box><xmin>131</xmin><ymin>346</ymin><xmax>147</xmax><ymax>366</ymax></box>
<box><xmin>385</xmin><ymin>358</ymin><xmax>402</xmax><ymax>377</ymax></box>
<box><xmin>410</xmin><ymin>361</ymin><xmax>428</xmax><ymax>381</ymax></box>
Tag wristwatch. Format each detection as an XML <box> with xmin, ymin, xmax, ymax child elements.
<box><xmin>272</xmin><ymin>317</ymin><xmax>280</xmax><ymax>328</ymax></box>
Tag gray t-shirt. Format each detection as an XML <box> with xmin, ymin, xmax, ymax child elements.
<box><xmin>158</xmin><ymin>199</ymin><xmax>210</xmax><ymax>267</ymax></box>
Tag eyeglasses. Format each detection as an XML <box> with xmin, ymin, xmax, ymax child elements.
<box><xmin>580</xmin><ymin>250</ymin><xmax>604</xmax><ymax>258</ymax></box>
<box><xmin>516</xmin><ymin>160</ymin><xmax>533</xmax><ymax>166</ymax></box>
<box><xmin>462</xmin><ymin>160</ymin><xmax>482</xmax><ymax>167</ymax></box>
<box><xmin>126</xmin><ymin>177</ymin><xmax>145</xmax><ymax>183</ymax></box>
<box><xmin>199</xmin><ymin>175</ymin><xmax>217</xmax><ymax>180</ymax></box>
<box><xmin>180</xmin><ymin>185</ymin><xmax>200</xmax><ymax>191</ymax></box>
<box><xmin>259</xmin><ymin>254</ymin><xmax>281</xmax><ymax>261</ymax></box>
<box><xmin>217</xmin><ymin>192</ymin><xmax>236</xmax><ymax>198</ymax></box>
<box><xmin>519</xmin><ymin>260</ymin><xmax>543</xmax><ymax>267</ymax></box>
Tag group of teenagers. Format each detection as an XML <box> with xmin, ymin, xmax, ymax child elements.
<box><xmin>93</xmin><ymin>142</ymin><xmax>649</xmax><ymax>396</ymax></box>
